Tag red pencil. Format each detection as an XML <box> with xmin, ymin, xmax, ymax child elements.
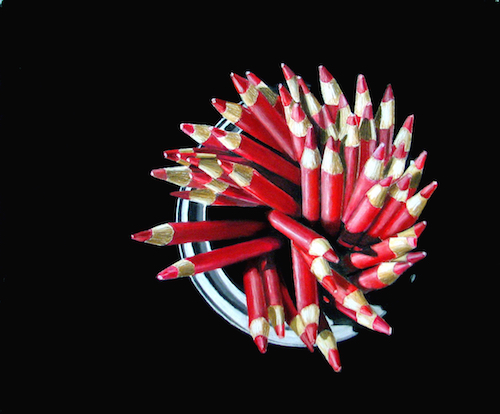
<box><xmin>278</xmin><ymin>83</ymin><xmax>294</xmax><ymax>123</ymax></box>
<box><xmin>243</xmin><ymin>261</ymin><xmax>270</xmax><ymax>353</ymax></box>
<box><xmin>320</xmin><ymin>136</ymin><xmax>344</xmax><ymax>237</ymax></box>
<box><xmin>281</xmin><ymin>63</ymin><xmax>300</xmax><ymax>103</ymax></box>
<box><xmin>170</xmin><ymin>188</ymin><xmax>262</xmax><ymax>208</ymax></box>
<box><xmin>316</xmin><ymin>312</ymin><xmax>341</xmax><ymax>372</ymax></box>
<box><xmin>180</xmin><ymin>123</ymin><xmax>226</xmax><ymax>151</ymax></box>
<box><xmin>363</xmin><ymin>174</ymin><xmax>412</xmax><ymax>242</ymax></box>
<box><xmin>287</xmin><ymin>102</ymin><xmax>313</xmax><ymax>161</ymax></box>
<box><xmin>163</xmin><ymin>147</ymin><xmax>244</xmax><ymax>165</ymax></box>
<box><xmin>259</xmin><ymin>254</ymin><xmax>285</xmax><ymax>338</ymax></box>
<box><xmin>338</xmin><ymin>176</ymin><xmax>393</xmax><ymax>248</ymax></box>
<box><xmin>150</xmin><ymin>165</ymin><xmax>207</xmax><ymax>188</ymax></box>
<box><xmin>350</xmin><ymin>261</ymin><xmax>414</xmax><ymax>292</ymax></box>
<box><xmin>342</xmin><ymin>142</ymin><xmax>386</xmax><ymax>223</ymax></box>
<box><xmin>298</xmin><ymin>251</ymin><xmax>392</xmax><ymax>335</ymax></box>
<box><xmin>379</xmin><ymin>181</ymin><xmax>437</xmax><ymax>239</ymax></box>
<box><xmin>385</xmin><ymin>142</ymin><xmax>408</xmax><ymax>181</ymax></box>
<box><xmin>219</xmin><ymin>161</ymin><xmax>301</xmax><ymax>217</ymax></box>
<box><xmin>279</xmin><ymin>280</ymin><xmax>314</xmax><ymax>352</ymax></box>
<box><xmin>300</xmin><ymin>128</ymin><xmax>321</xmax><ymax>223</ymax></box>
<box><xmin>358</xmin><ymin>104</ymin><xmax>377</xmax><ymax>173</ymax></box>
<box><xmin>156</xmin><ymin>236</ymin><xmax>283</xmax><ymax>280</ymax></box>
<box><xmin>246</xmin><ymin>71</ymin><xmax>284</xmax><ymax>116</ymax></box>
<box><xmin>318</xmin><ymin>65</ymin><xmax>343</xmax><ymax>123</ymax></box>
<box><xmin>334</xmin><ymin>301</ymin><xmax>392</xmax><ymax>336</ymax></box>
<box><xmin>182</xmin><ymin>157</ymin><xmax>264</xmax><ymax>205</ymax></box>
<box><xmin>336</xmin><ymin>93</ymin><xmax>352</xmax><ymax>137</ymax></box>
<box><xmin>391</xmin><ymin>114</ymin><xmax>414</xmax><ymax>158</ymax></box>
<box><xmin>353</xmin><ymin>74</ymin><xmax>372</xmax><ymax>126</ymax></box>
<box><xmin>374</xmin><ymin>84</ymin><xmax>395</xmax><ymax>164</ymax></box>
<box><xmin>297</xmin><ymin>76</ymin><xmax>324</xmax><ymax>128</ymax></box>
<box><xmin>402</xmin><ymin>150</ymin><xmax>428</xmax><ymax>197</ymax></box>
<box><xmin>231</xmin><ymin>73</ymin><xmax>296</xmax><ymax>160</ymax></box>
<box><xmin>131</xmin><ymin>220</ymin><xmax>266</xmax><ymax>246</ymax></box>
<box><xmin>343</xmin><ymin>236</ymin><xmax>418</xmax><ymax>271</ymax></box>
<box><xmin>211</xmin><ymin>98</ymin><xmax>286</xmax><ymax>155</ymax></box>
<box><xmin>291</xmin><ymin>242</ymin><xmax>320</xmax><ymax>344</ymax></box>
<box><xmin>210</xmin><ymin>127</ymin><xmax>301</xmax><ymax>186</ymax></box>
<box><xmin>267</xmin><ymin>209</ymin><xmax>339</xmax><ymax>263</ymax></box>
<box><xmin>319</xmin><ymin>104</ymin><xmax>341</xmax><ymax>148</ymax></box>
<box><xmin>342</xmin><ymin>113</ymin><xmax>360</xmax><ymax>211</ymax></box>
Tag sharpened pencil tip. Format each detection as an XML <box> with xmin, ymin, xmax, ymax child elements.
<box><xmin>324</xmin><ymin>250</ymin><xmax>340</xmax><ymax>263</ymax></box>
<box><xmin>305</xmin><ymin>323</ymin><xmax>318</xmax><ymax>345</ymax></box>
<box><xmin>156</xmin><ymin>266</ymin><xmax>179</xmax><ymax>280</ymax></box>
<box><xmin>382</xmin><ymin>84</ymin><xmax>394</xmax><ymax>102</ymax></box>
<box><xmin>254</xmin><ymin>335</ymin><xmax>268</xmax><ymax>354</ymax></box>
<box><xmin>356</xmin><ymin>74</ymin><xmax>368</xmax><ymax>93</ymax></box>
<box><xmin>275</xmin><ymin>324</ymin><xmax>286</xmax><ymax>339</ymax></box>
<box><xmin>328</xmin><ymin>349</ymin><xmax>342</xmax><ymax>372</ymax></box>
<box><xmin>373</xmin><ymin>316</ymin><xmax>392</xmax><ymax>336</ymax></box>
<box><xmin>150</xmin><ymin>168</ymin><xmax>168</xmax><ymax>181</ymax></box>
<box><xmin>131</xmin><ymin>229</ymin><xmax>153</xmax><ymax>243</ymax></box>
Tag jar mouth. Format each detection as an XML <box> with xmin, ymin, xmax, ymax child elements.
<box><xmin>175</xmin><ymin>117</ymin><xmax>388</xmax><ymax>346</ymax></box>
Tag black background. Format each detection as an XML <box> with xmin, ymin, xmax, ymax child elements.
<box><xmin>1</xmin><ymin>2</ymin><xmax>496</xmax><ymax>411</ymax></box>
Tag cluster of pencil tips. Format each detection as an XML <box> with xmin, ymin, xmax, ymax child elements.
<box><xmin>132</xmin><ymin>64</ymin><xmax>437</xmax><ymax>372</ymax></box>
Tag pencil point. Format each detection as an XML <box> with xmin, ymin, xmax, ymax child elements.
<box><xmin>180</xmin><ymin>123</ymin><xmax>194</xmax><ymax>135</ymax></box>
<box><xmin>156</xmin><ymin>266</ymin><xmax>179</xmax><ymax>280</ymax></box>
<box><xmin>372</xmin><ymin>143</ymin><xmax>386</xmax><ymax>160</ymax></box>
<box><xmin>150</xmin><ymin>168</ymin><xmax>167</xmax><ymax>181</ymax></box>
<box><xmin>414</xmin><ymin>150</ymin><xmax>428</xmax><ymax>169</ymax></box>
<box><xmin>254</xmin><ymin>335</ymin><xmax>268</xmax><ymax>354</ymax></box>
<box><xmin>373</xmin><ymin>316</ymin><xmax>392</xmax><ymax>336</ymax></box>
<box><xmin>382</xmin><ymin>84</ymin><xmax>394</xmax><ymax>102</ymax></box>
<box><xmin>131</xmin><ymin>229</ymin><xmax>153</xmax><ymax>242</ymax></box>
<box><xmin>420</xmin><ymin>181</ymin><xmax>438</xmax><ymax>198</ymax></box>
<box><xmin>305</xmin><ymin>323</ymin><xmax>318</xmax><ymax>345</ymax></box>
<box><xmin>328</xmin><ymin>349</ymin><xmax>342</xmax><ymax>372</ymax></box>
<box><xmin>413</xmin><ymin>221</ymin><xmax>427</xmax><ymax>237</ymax></box>
<box><xmin>281</xmin><ymin>63</ymin><xmax>295</xmax><ymax>80</ymax></box>
<box><xmin>324</xmin><ymin>249</ymin><xmax>340</xmax><ymax>263</ymax></box>
<box><xmin>356</xmin><ymin>74</ymin><xmax>368</xmax><ymax>93</ymax></box>
<box><xmin>403</xmin><ymin>114</ymin><xmax>415</xmax><ymax>132</ymax></box>
<box><xmin>318</xmin><ymin>65</ymin><xmax>333</xmax><ymax>83</ymax></box>
<box><xmin>275</xmin><ymin>323</ymin><xmax>286</xmax><ymax>339</ymax></box>
<box><xmin>230</xmin><ymin>72</ymin><xmax>249</xmax><ymax>94</ymax></box>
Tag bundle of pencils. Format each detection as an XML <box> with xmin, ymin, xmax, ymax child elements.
<box><xmin>132</xmin><ymin>64</ymin><xmax>437</xmax><ymax>372</ymax></box>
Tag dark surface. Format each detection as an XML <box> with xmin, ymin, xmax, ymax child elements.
<box><xmin>1</xmin><ymin>2</ymin><xmax>495</xmax><ymax>411</ymax></box>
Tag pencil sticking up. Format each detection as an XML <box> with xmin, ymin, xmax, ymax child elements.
<box><xmin>135</xmin><ymin>65</ymin><xmax>436</xmax><ymax>372</ymax></box>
